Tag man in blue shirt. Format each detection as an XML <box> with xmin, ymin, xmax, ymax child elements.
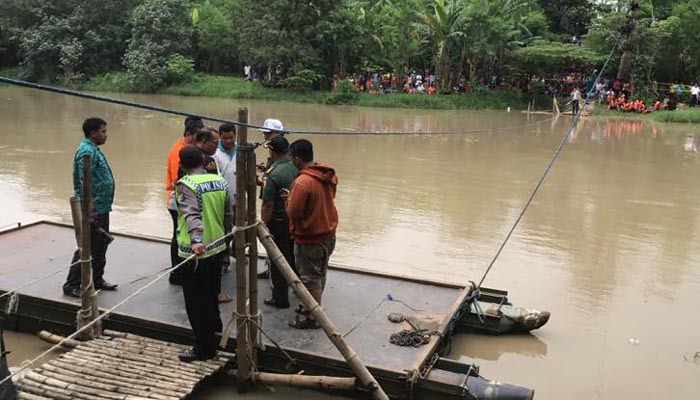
<box><xmin>63</xmin><ymin>117</ymin><xmax>117</xmax><ymax>298</ymax></box>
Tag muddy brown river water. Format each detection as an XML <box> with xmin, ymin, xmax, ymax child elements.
<box><xmin>1</xmin><ymin>86</ymin><xmax>699</xmax><ymax>399</ymax></box>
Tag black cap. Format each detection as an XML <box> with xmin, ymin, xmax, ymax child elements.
<box><xmin>264</xmin><ymin>136</ymin><xmax>289</xmax><ymax>153</ymax></box>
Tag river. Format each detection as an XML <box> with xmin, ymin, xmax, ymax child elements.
<box><xmin>1</xmin><ymin>85</ymin><xmax>699</xmax><ymax>399</ymax></box>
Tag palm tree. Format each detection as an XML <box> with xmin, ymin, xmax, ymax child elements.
<box><xmin>418</xmin><ymin>0</ymin><xmax>465</xmax><ymax>91</ymax></box>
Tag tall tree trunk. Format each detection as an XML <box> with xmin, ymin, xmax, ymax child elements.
<box><xmin>617</xmin><ymin>1</ymin><xmax>638</xmax><ymax>83</ymax></box>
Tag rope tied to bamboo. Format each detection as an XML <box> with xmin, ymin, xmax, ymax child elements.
<box><xmin>221</xmin><ymin>310</ymin><xmax>298</xmax><ymax>373</ymax></box>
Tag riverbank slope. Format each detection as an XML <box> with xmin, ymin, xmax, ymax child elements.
<box><xmin>590</xmin><ymin>106</ymin><xmax>700</xmax><ymax>123</ymax></box>
<box><xmin>0</xmin><ymin>68</ymin><xmax>525</xmax><ymax>111</ymax></box>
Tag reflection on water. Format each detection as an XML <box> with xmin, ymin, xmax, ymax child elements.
<box><xmin>454</xmin><ymin>333</ymin><xmax>548</xmax><ymax>362</ymax></box>
<box><xmin>1</xmin><ymin>86</ymin><xmax>700</xmax><ymax>399</ymax></box>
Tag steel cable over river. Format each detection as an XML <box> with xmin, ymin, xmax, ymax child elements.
<box><xmin>0</xmin><ymin>76</ymin><xmax>556</xmax><ymax>137</ymax></box>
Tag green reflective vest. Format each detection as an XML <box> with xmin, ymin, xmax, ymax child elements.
<box><xmin>176</xmin><ymin>173</ymin><xmax>228</xmax><ymax>259</ymax></box>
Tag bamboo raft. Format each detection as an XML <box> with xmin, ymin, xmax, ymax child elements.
<box><xmin>14</xmin><ymin>330</ymin><xmax>234</xmax><ymax>400</ymax></box>
<box><xmin>0</xmin><ymin>221</ymin><xmax>543</xmax><ymax>399</ymax></box>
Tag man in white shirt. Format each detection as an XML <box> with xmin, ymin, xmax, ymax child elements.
<box><xmin>571</xmin><ymin>87</ymin><xmax>582</xmax><ymax>115</ymax></box>
<box><xmin>212</xmin><ymin>123</ymin><xmax>237</xmax><ymax>275</ymax></box>
<box><xmin>690</xmin><ymin>83</ymin><xmax>699</xmax><ymax>107</ymax></box>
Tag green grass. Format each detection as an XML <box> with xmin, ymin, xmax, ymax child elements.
<box><xmin>0</xmin><ymin>67</ymin><xmax>23</xmax><ymax>79</ymax></box>
<box><xmin>590</xmin><ymin>107</ymin><xmax>646</xmax><ymax>120</ymax></box>
<box><xmin>649</xmin><ymin>108</ymin><xmax>700</xmax><ymax>123</ymax></box>
<box><xmin>591</xmin><ymin>105</ymin><xmax>700</xmax><ymax>124</ymax></box>
<box><xmin>85</xmin><ymin>72</ymin><xmax>132</xmax><ymax>92</ymax></box>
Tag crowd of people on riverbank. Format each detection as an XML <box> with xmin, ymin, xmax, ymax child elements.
<box><xmin>332</xmin><ymin>69</ymin><xmax>511</xmax><ymax>95</ymax></box>
<box><xmin>64</xmin><ymin>115</ymin><xmax>339</xmax><ymax>362</ymax></box>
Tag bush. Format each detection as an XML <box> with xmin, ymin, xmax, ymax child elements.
<box><xmin>123</xmin><ymin>0</ymin><xmax>189</xmax><ymax>92</ymax></box>
<box><xmin>324</xmin><ymin>78</ymin><xmax>358</xmax><ymax>105</ymax></box>
<box><xmin>277</xmin><ymin>69</ymin><xmax>319</xmax><ymax>90</ymax></box>
<box><xmin>123</xmin><ymin>41</ymin><xmax>169</xmax><ymax>92</ymax></box>
<box><xmin>85</xmin><ymin>72</ymin><xmax>131</xmax><ymax>92</ymax></box>
<box><xmin>165</xmin><ymin>53</ymin><xmax>194</xmax><ymax>84</ymax></box>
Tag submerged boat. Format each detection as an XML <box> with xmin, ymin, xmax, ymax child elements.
<box><xmin>0</xmin><ymin>221</ymin><xmax>548</xmax><ymax>399</ymax></box>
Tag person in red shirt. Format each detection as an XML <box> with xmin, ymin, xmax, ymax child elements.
<box><xmin>285</xmin><ymin>139</ymin><xmax>338</xmax><ymax>329</ymax></box>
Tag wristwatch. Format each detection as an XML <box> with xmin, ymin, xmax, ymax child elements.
<box><xmin>192</xmin><ymin>236</ymin><xmax>202</xmax><ymax>244</ymax></box>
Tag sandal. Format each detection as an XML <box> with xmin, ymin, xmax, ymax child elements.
<box><xmin>289</xmin><ymin>316</ymin><xmax>320</xmax><ymax>330</ymax></box>
<box><xmin>294</xmin><ymin>304</ymin><xmax>311</xmax><ymax>316</ymax></box>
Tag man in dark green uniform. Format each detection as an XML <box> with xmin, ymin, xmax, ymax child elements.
<box><xmin>175</xmin><ymin>145</ymin><xmax>233</xmax><ymax>362</ymax></box>
<box><xmin>261</xmin><ymin>136</ymin><xmax>298</xmax><ymax>308</ymax></box>
<box><xmin>256</xmin><ymin>118</ymin><xmax>285</xmax><ymax>279</ymax></box>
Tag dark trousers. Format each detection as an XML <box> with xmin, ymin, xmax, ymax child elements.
<box><xmin>268</xmin><ymin>218</ymin><xmax>295</xmax><ymax>304</ymax></box>
<box><xmin>572</xmin><ymin>100</ymin><xmax>580</xmax><ymax>115</ymax></box>
<box><xmin>168</xmin><ymin>209</ymin><xmax>185</xmax><ymax>284</ymax></box>
<box><xmin>691</xmin><ymin>95</ymin><xmax>697</xmax><ymax>107</ymax></box>
<box><xmin>182</xmin><ymin>254</ymin><xmax>223</xmax><ymax>356</ymax></box>
<box><xmin>63</xmin><ymin>214</ymin><xmax>110</xmax><ymax>291</ymax></box>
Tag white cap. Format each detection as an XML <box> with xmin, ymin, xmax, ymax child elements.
<box><xmin>261</xmin><ymin>118</ymin><xmax>284</xmax><ymax>133</ymax></box>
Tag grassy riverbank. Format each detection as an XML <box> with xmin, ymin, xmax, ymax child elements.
<box><xmin>590</xmin><ymin>106</ymin><xmax>700</xmax><ymax>123</ymax></box>
<box><xmin>86</xmin><ymin>72</ymin><xmax>524</xmax><ymax>111</ymax></box>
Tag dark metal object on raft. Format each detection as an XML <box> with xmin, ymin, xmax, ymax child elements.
<box><xmin>0</xmin><ymin>330</ymin><xmax>18</xmax><ymax>400</ymax></box>
<box><xmin>459</xmin><ymin>287</ymin><xmax>551</xmax><ymax>335</ymax></box>
<box><xmin>389</xmin><ymin>329</ymin><xmax>436</xmax><ymax>347</ymax></box>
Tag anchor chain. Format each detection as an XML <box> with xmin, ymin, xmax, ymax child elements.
<box><xmin>389</xmin><ymin>329</ymin><xmax>438</xmax><ymax>347</ymax></box>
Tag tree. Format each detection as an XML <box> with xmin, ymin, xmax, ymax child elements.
<box><xmin>513</xmin><ymin>40</ymin><xmax>605</xmax><ymax>75</ymax></box>
<box><xmin>586</xmin><ymin>0</ymin><xmax>691</xmax><ymax>85</ymax></box>
<box><xmin>460</xmin><ymin>0</ymin><xmax>531</xmax><ymax>81</ymax></box>
<box><xmin>538</xmin><ymin>0</ymin><xmax>596</xmax><ymax>37</ymax></box>
<box><xmin>351</xmin><ymin>0</ymin><xmax>425</xmax><ymax>76</ymax></box>
<box><xmin>418</xmin><ymin>0</ymin><xmax>465</xmax><ymax>90</ymax></box>
<box><xmin>123</xmin><ymin>0</ymin><xmax>190</xmax><ymax>92</ymax></box>
<box><xmin>238</xmin><ymin>0</ymin><xmax>344</xmax><ymax>80</ymax></box>
<box><xmin>8</xmin><ymin>0</ymin><xmax>135</xmax><ymax>82</ymax></box>
<box><xmin>191</xmin><ymin>0</ymin><xmax>239</xmax><ymax>73</ymax></box>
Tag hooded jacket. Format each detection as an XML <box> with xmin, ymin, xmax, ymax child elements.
<box><xmin>286</xmin><ymin>163</ymin><xmax>338</xmax><ymax>244</ymax></box>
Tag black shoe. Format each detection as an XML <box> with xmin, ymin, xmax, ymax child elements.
<box><xmin>178</xmin><ymin>349</ymin><xmax>215</xmax><ymax>363</ymax></box>
<box><xmin>96</xmin><ymin>280</ymin><xmax>118</xmax><ymax>290</ymax></box>
<box><xmin>289</xmin><ymin>316</ymin><xmax>321</xmax><ymax>330</ymax></box>
<box><xmin>169</xmin><ymin>270</ymin><xmax>184</xmax><ymax>285</ymax></box>
<box><xmin>63</xmin><ymin>287</ymin><xmax>81</xmax><ymax>298</ymax></box>
<box><xmin>257</xmin><ymin>270</ymin><xmax>270</xmax><ymax>279</ymax></box>
<box><xmin>263</xmin><ymin>298</ymin><xmax>290</xmax><ymax>309</ymax></box>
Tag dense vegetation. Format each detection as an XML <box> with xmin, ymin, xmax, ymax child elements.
<box><xmin>0</xmin><ymin>0</ymin><xmax>699</xmax><ymax>94</ymax></box>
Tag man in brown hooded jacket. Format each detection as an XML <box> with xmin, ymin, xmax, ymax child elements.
<box><xmin>286</xmin><ymin>139</ymin><xmax>338</xmax><ymax>329</ymax></box>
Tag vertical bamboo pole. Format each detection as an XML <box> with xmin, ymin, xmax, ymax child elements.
<box><xmin>234</xmin><ymin>108</ymin><xmax>250</xmax><ymax>391</ymax></box>
<box><xmin>78</xmin><ymin>154</ymin><xmax>100</xmax><ymax>339</ymax></box>
<box><xmin>256</xmin><ymin>224</ymin><xmax>390</xmax><ymax>400</ymax></box>
<box><xmin>245</xmin><ymin>119</ymin><xmax>258</xmax><ymax>365</ymax></box>
<box><xmin>69</xmin><ymin>197</ymin><xmax>82</xmax><ymax>247</ymax></box>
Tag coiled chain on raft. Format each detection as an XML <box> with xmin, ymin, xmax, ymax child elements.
<box><xmin>389</xmin><ymin>329</ymin><xmax>437</xmax><ymax>347</ymax></box>
<box><xmin>388</xmin><ymin>313</ymin><xmax>439</xmax><ymax>347</ymax></box>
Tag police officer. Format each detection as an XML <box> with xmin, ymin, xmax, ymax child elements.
<box><xmin>260</xmin><ymin>137</ymin><xmax>298</xmax><ymax>308</ymax></box>
<box><xmin>175</xmin><ymin>145</ymin><xmax>233</xmax><ymax>362</ymax></box>
<box><xmin>256</xmin><ymin>118</ymin><xmax>285</xmax><ymax>279</ymax></box>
